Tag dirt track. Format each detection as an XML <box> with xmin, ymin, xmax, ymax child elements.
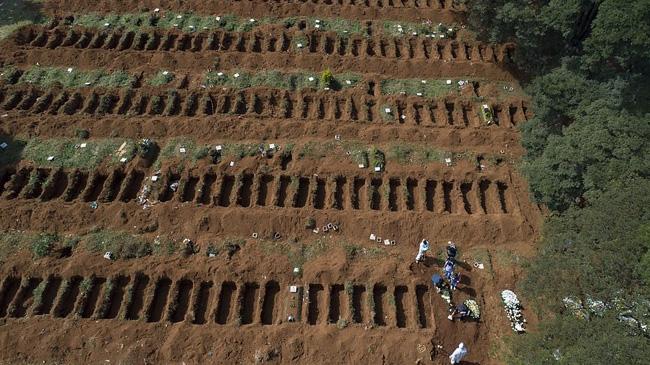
<box><xmin>0</xmin><ymin>2</ymin><xmax>542</xmax><ymax>364</ymax></box>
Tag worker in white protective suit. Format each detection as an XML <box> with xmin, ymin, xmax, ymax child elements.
<box><xmin>415</xmin><ymin>239</ymin><xmax>430</xmax><ymax>263</ymax></box>
<box><xmin>449</xmin><ymin>342</ymin><xmax>468</xmax><ymax>364</ymax></box>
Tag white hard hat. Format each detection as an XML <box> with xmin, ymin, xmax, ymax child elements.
<box><xmin>459</xmin><ymin>342</ymin><xmax>465</xmax><ymax>349</ymax></box>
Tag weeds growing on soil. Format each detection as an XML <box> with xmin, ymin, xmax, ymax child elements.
<box><xmin>344</xmin><ymin>244</ymin><xmax>359</xmax><ymax>260</ymax></box>
<box><xmin>9</xmin><ymin>66</ymin><xmax>134</xmax><ymax>88</ymax></box>
<box><xmin>388</xmin><ymin>144</ymin><xmax>444</xmax><ymax>164</ymax></box>
<box><xmin>20</xmin><ymin>138</ymin><xmax>135</xmax><ymax>169</ymax></box>
<box><xmin>72</xmin><ymin>12</ymin><xmax>273</xmax><ymax>33</ymax></box>
<box><xmin>205</xmin><ymin>70</ymin><xmax>359</xmax><ymax>91</ymax></box>
<box><xmin>31</xmin><ymin>279</ymin><xmax>47</xmax><ymax>310</ymax></box>
<box><xmin>149</xmin><ymin>71</ymin><xmax>175</xmax><ymax>86</ymax></box>
<box><xmin>380</xmin><ymin>105</ymin><xmax>394</xmax><ymax>122</ymax></box>
<box><xmin>31</xmin><ymin>233</ymin><xmax>58</xmax><ymax>257</ymax></box>
<box><xmin>85</xmin><ymin>230</ymin><xmax>152</xmax><ymax>259</ymax></box>
<box><xmin>382</xmin><ymin>21</ymin><xmax>456</xmax><ymax>38</ymax></box>
<box><xmin>380</xmin><ymin>78</ymin><xmax>458</xmax><ymax>98</ymax></box>
<box><xmin>152</xmin><ymin>235</ymin><xmax>178</xmax><ymax>256</ymax></box>
<box><xmin>0</xmin><ymin>231</ymin><xmax>33</xmax><ymax>262</ymax></box>
<box><xmin>0</xmin><ymin>0</ymin><xmax>45</xmax><ymax>39</ymax></box>
<box><xmin>369</xmin><ymin>148</ymin><xmax>386</xmax><ymax>170</ymax></box>
<box><xmin>96</xmin><ymin>277</ymin><xmax>114</xmax><ymax>317</ymax></box>
<box><xmin>7</xmin><ymin>136</ymin><xmax>502</xmax><ymax>177</ymax></box>
<box><xmin>70</xmin><ymin>12</ymin><xmax>453</xmax><ymax>40</ymax></box>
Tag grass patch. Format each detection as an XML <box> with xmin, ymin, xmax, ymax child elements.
<box><xmin>0</xmin><ymin>231</ymin><xmax>34</xmax><ymax>262</ymax></box>
<box><xmin>0</xmin><ymin>0</ymin><xmax>45</xmax><ymax>39</ymax></box>
<box><xmin>154</xmin><ymin>137</ymin><xmax>199</xmax><ymax>169</ymax></box>
<box><xmin>382</xmin><ymin>21</ymin><xmax>456</xmax><ymax>38</ymax></box>
<box><xmin>31</xmin><ymin>232</ymin><xmax>58</xmax><ymax>258</ymax></box>
<box><xmin>72</xmin><ymin>12</ymin><xmax>275</xmax><ymax>33</ymax></box>
<box><xmin>85</xmin><ymin>230</ymin><xmax>153</xmax><ymax>259</ymax></box>
<box><xmin>72</xmin><ymin>13</ymin><xmax>364</xmax><ymax>37</ymax></box>
<box><xmin>219</xmin><ymin>143</ymin><xmax>259</xmax><ymax>159</ymax></box>
<box><xmin>388</xmin><ymin>144</ymin><xmax>444</xmax><ymax>164</ymax></box>
<box><xmin>151</xmin><ymin>235</ymin><xmax>178</xmax><ymax>256</ymax></box>
<box><xmin>380</xmin><ymin>105</ymin><xmax>395</xmax><ymax>122</ymax></box>
<box><xmin>155</xmin><ymin>139</ymin><xmax>263</xmax><ymax>167</ymax></box>
<box><xmin>70</xmin><ymin>12</ymin><xmax>454</xmax><ymax>40</ymax></box>
<box><xmin>149</xmin><ymin>70</ymin><xmax>175</xmax><ymax>86</ymax></box>
<box><xmin>293</xmin><ymin>34</ymin><xmax>309</xmax><ymax>51</ymax></box>
<box><xmin>364</xmin><ymin>246</ymin><xmax>387</xmax><ymax>258</ymax></box>
<box><xmin>380</xmin><ymin>78</ymin><xmax>458</xmax><ymax>98</ymax></box>
<box><xmin>21</xmin><ymin>138</ymin><xmax>135</xmax><ymax>169</ymax></box>
<box><xmin>300</xmin><ymin>17</ymin><xmax>363</xmax><ymax>37</ymax></box>
<box><xmin>350</xmin><ymin>149</ymin><xmax>370</xmax><ymax>168</ymax></box>
<box><xmin>205</xmin><ymin>69</ymin><xmax>360</xmax><ymax>91</ymax></box>
<box><xmin>369</xmin><ymin>147</ymin><xmax>386</xmax><ymax>171</ymax></box>
<box><xmin>31</xmin><ymin>278</ymin><xmax>47</xmax><ymax>310</ymax></box>
<box><xmin>0</xmin><ymin>20</ymin><xmax>32</xmax><ymax>39</ymax></box>
<box><xmin>298</xmin><ymin>141</ymin><xmax>334</xmax><ymax>159</ymax></box>
<box><xmin>344</xmin><ymin>243</ymin><xmax>360</xmax><ymax>260</ymax></box>
<box><xmin>13</xmin><ymin>66</ymin><xmax>134</xmax><ymax>88</ymax></box>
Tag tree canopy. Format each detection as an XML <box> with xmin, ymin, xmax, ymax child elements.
<box><xmin>464</xmin><ymin>0</ymin><xmax>650</xmax><ymax>363</ymax></box>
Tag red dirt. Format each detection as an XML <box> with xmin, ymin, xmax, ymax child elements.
<box><xmin>3</xmin><ymin>24</ymin><xmax>517</xmax><ymax>80</ymax></box>
<box><xmin>43</xmin><ymin>0</ymin><xmax>465</xmax><ymax>23</ymax></box>
<box><xmin>0</xmin><ymin>2</ymin><xmax>542</xmax><ymax>364</ymax></box>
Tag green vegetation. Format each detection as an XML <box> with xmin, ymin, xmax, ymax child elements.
<box><xmin>151</xmin><ymin>236</ymin><xmax>178</xmax><ymax>256</ymax></box>
<box><xmin>154</xmin><ymin>137</ymin><xmax>199</xmax><ymax>169</ymax></box>
<box><xmin>369</xmin><ymin>148</ymin><xmax>385</xmax><ymax>171</ymax></box>
<box><xmin>299</xmin><ymin>17</ymin><xmax>363</xmax><ymax>37</ymax></box>
<box><xmin>205</xmin><ymin>70</ymin><xmax>360</xmax><ymax>91</ymax></box>
<box><xmin>0</xmin><ymin>230</ymin><xmax>181</xmax><ymax>261</ymax></box>
<box><xmin>85</xmin><ymin>230</ymin><xmax>152</xmax><ymax>259</ymax></box>
<box><xmin>149</xmin><ymin>70</ymin><xmax>175</xmax><ymax>86</ymax></box>
<box><xmin>464</xmin><ymin>0</ymin><xmax>650</xmax><ymax>363</ymax></box>
<box><xmin>344</xmin><ymin>244</ymin><xmax>359</xmax><ymax>260</ymax></box>
<box><xmin>0</xmin><ymin>231</ymin><xmax>74</xmax><ymax>261</ymax></box>
<box><xmin>0</xmin><ymin>231</ymin><xmax>31</xmax><ymax>262</ymax></box>
<box><xmin>10</xmin><ymin>66</ymin><xmax>135</xmax><ymax>88</ymax></box>
<box><xmin>73</xmin><ymin>12</ymin><xmax>274</xmax><ymax>33</ymax></box>
<box><xmin>97</xmin><ymin>278</ymin><xmax>114</xmax><ymax>317</ymax></box>
<box><xmin>31</xmin><ymin>233</ymin><xmax>58</xmax><ymax>257</ymax></box>
<box><xmin>388</xmin><ymin>144</ymin><xmax>443</xmax><ymax>165</ymax></box>
<box><xmin>293</xmin><ymin>34</ymin><xmax>309</xmax><ymax>50</ymax></box>
<box><xmin>31</xmin><ymin>279</ymin><xmax>47</xmax><ymax>310</ymax></box>
<box><xmin>379</xmin><ymin>105</ymin><xmax>394</xmax><ymax>122</ymax></box>
<box><xmin>71</xmin><ymin>12</ymin><xmax>449</xmax><ymax>40</ymax></box>
<box><xmin>320</xmin><ymin>69</ymin><xmax>334</xmax><ymax>89</ymax></box>
<box><xmin>298</xmin><ymin>141</ymin><xmax>329</xmax><ymax>159</ymax></box>
<box><xmin>382</xmin><ymin>20</ymin><xmax>456</xmax><ymax>38</ymax></box>
<box><xmin>305</xmin><ymin>217</ymin><xmax>316</xmax><ymax>229</ymax></box>
<box><xmin>5</xmin><ymin>135</ymin><xmax>502</xmax><ymax>175</ymax></box>
<box><xmin>0</xmin><ymin>0</ymin><xmax>44</xmax><ymax>39</ymax></box>
<box><xmin>20</xmin><ymin>138</ymin><xmax>135</xmax><ymax>169</ymax></box>
<box><xmin>380</xmin><ymin>78</ymin><xmax>458</xmax><ymax>98</ymax></box>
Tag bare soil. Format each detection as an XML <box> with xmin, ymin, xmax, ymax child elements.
<box><xmin>0</xmin><ymin>2</ymin><xmax>542</xmax><ymax>364</ymax></box>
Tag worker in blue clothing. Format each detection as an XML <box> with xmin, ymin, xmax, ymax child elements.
<box><xmin>431</xmin><ymin>273</ymin><xmax>448</xmax><ymax>293</ymax></box>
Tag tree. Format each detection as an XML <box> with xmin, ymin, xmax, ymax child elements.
<box><xmin>507</xmin><ymin>315</ymin><xmax>650</xmax><ymax>365</ymax></box>
<box><xmin>462</xmin><ymin>0</ymin><xmax>598</xmax><ymax>74</ymax></box>
<box><xmin>582</xmin><ymin>0</ymin><xmax>650</xmax><ymax>76</ymax></box>
<box><xmin>523</xmin><ymin>101</ymin><xmax>649</xmax><ymax>211</ymax></box>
